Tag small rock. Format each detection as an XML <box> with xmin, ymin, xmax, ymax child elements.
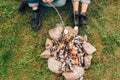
<box><xmin>48</xmin><ymin>57</ymin><xmax>62</xmax><ymax>74</ymax></box>
<box><xmin>84</xmin><ymin>55</ymin><xmax>92</xmax><ymax>69</ymax></box>
<box><xmin>82</xmin><ymin>42</ymin><xmax>96</xmax><ymax>55</ymax></box>
<box><xmin>49</xmin><ymin>26</ymin><xmax>64</xmax><ymax>41</ymax></box>
<box><xmin>40</xmin><ymin>50</ymin><xmax>51</xmax><ymax>59</ymax></box>
<box><xmin>62</xmin><ymin>65</ymin><xmax>85</xmax><ymax>80</ymax></box>
<box><xmin>45</xmin><ymin>38</ymin><xmax>53</xmax><ymax>50</ymax></box>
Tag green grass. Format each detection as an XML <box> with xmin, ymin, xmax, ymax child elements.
<box><xmin>0</xmin><ymin>0</ymin><xmax>120</xmax><ymax>80</ymax></box>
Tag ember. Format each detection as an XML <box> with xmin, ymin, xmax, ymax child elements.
<box><xmin>40</xmin><ymin>26</ymin><xmax>96</xmax><ymax>80</ymax></box>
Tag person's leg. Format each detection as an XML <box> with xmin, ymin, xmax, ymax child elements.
<box><xmin>71</xmin><ymin>0</ymin><xmax>80</xmax><ymax>26</ymax></box>
<box><xmin>72</xmin><ymin>1</ymin><xmax>79</xmax><ymax>12</ymax></box>
<box><xmin>28</xmin><ymin>0</ymin><xmax>42</xmax><ymax>30</ymax></box>
<box><xmin>79</xmin><ymin>0</ymin><xmax>90</xmax><ymax>25</ymax></box>
<box><xmin>39</xmin><ymin>0</ymin><xmax>66</xmax><ymax>7</ymax></box>
<box><xmin>28</xmin><ymin>0</ymin><xmax>39</xmax><ymax>10</ymax></box>
<box><xmin>81</xmin><ymin>2</ymin><xmax>88</xmax><ymax>14</ymax></box>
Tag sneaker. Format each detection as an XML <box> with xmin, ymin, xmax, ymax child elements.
<box><xmin>31</xmin><ymin>10</ymin><xmax>41</xmax><ymax>30</ymax></box>
<box><xmin>71</xmin><ymin>12</ymin><xmax>79</xmax><ymax>26</ymax></box>
<box><xmin>18</xmin><ymin>0</ymin><xmax>28</xmax><ymax>12</ymax></box>
<box><xmin>79</xmin><ymin>13</ymin><xmax>87</xmax><ymax>25</ymax></box>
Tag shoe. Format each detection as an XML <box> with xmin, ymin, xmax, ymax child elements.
<box><xmin>71</xmin><ymin>12</ymin><xmax>79</xmax><ymax>26</ymax></box>
<box><xmin>18</xmin><ymin>0</ymin><xmax>28</xmax><ymax>12</ymax></box>
<box><xmin>79</xmin><ymin>13</ymin><xmax>87</xmax><ymax>25</ymax></box>
<box><xmin>31</xmin><ymin>10</ymin><xmax>41</xmax><ymax>30</ymax></box>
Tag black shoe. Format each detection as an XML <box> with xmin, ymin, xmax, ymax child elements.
<box><xmin>18</xmin><ymin>0</ymin><xmax>28</xmax><ymax>12</ymax></box>
<box><xmin>79</xmin><ymin>13</ymin><xmax>87</xmax><ymax>25</ymax></box>
<box><xmin>31</xmin><ymin>11</ymin><xmax>41</xmax><ymax>30</ymax></box>
<box><xmin>71</xmin><ymin>12</ymin><xmax>79</xmax><ymax>26</ymax></box>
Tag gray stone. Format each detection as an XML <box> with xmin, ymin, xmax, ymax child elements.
<box><xmin>84</xmin><ymin>55</ymin><xmax>92</xmax><ymax>69</ymax></box>
<box><xmin>45</xmin><ymin>38</ymin><xmax>53</xmax><ymax>50</ymax></box>
<box><xmin>64</xmin><ymin>26</ymin><xmax>78</xmax><ymax>35</ymax></box>
<box><xmin>48</xmin><ymin>57</ymin><xmax>62</xmax><ymax>74</ymax></box>
<box><xmin>62</xmin><ymin>65</ymin><xmax>85</xmax><ymax>80</ymax></box>
<box><xmin>82</xmin><ymin>42</ymin><xmax>96</xmax><ymax>55</ymax></box>
<box><xmin>49</xmin><ymin>26</ymin><xmax>64</xmax><ymax>41</ymax></box>
<box><xmin>40</xmin><ymin>50</ymin><xmax>51</xmax><ymax>59</ymax></box>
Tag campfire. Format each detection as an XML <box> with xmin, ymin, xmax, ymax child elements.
<box><xmin>40</xmin><ymin>26</ymin><xmax>96</xmax><ymax>80</ymax></box>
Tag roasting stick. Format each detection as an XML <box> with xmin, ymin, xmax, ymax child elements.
<box><xmin>49</xmin><ymin>3</ymin><xmax>78</xmax><ymax>31</ymax></box>
<box><xmin>48</xmin><ymin>3</ymin><xmax>65</xmax><ymax>27</ymax></box>
<box><xmin>49</xmin><ymin>3</ymin><xmax>79</xmax><ymax>39</ymax></box>
<box><xmin>73</xmin><ymin>11</ymin><xmax>79</xmax><ymax>32</ymax></box>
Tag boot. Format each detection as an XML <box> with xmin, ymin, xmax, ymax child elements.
<box><xmin>18</xmin><ymin>0</ymin><xmax>28</xmax><ymax>12</ymax></box>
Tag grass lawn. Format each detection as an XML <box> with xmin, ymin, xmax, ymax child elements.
<box><xmin>0</xmin><ymin>0</ymin><xmax>120</xmax><ymax>80</ymax></box>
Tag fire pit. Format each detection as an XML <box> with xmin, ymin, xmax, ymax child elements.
<box><xmin>40</xmin><ymin>26</ymin><xmax>96</xmax><ymax>80</ymax></box>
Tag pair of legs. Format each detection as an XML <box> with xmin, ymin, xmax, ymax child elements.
<box><xmin>18</xmin><ymin>0</ymin><xmax>90</xmax><ymax>30</ymax></box>
<box><xmin>18</xmin><ymin>0</ymin><xmax>66</xmax><ymax>30</ymax></box>
<box><xmin>28</xmin><ymin>0</ymin><xmax>66</xmax><ymax>30</ymax></box>
<box><xmin>71</xmin><ymin>0</ymin><xmax>90</xmax><ymax>26</ymax></box>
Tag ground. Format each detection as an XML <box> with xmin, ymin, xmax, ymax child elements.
<box><xmin>0</xmin><ymin>0</ymin><xmax>120</xmax><ymax>80</ymax></box>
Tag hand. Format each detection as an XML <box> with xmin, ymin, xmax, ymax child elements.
<box><xmin>42</xmin><ymin>0</ymin><xmax>54</xmax><ymax>3</ymax></box>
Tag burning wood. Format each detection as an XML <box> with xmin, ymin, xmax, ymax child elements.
<box><xmin>40</xmin><ymin>26</ymin><xmax>96</xmax><ymax>80</ymax></box>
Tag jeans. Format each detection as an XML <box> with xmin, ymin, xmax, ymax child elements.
<box><xmin>28</xmin><ymin>0</ymin><xmax>67</xmax><ymax>7</ymax></box>
<box><xmin>72</xmin><ymin>0</ymin><xmax>91</xmax><ymax>4</ymax></box>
